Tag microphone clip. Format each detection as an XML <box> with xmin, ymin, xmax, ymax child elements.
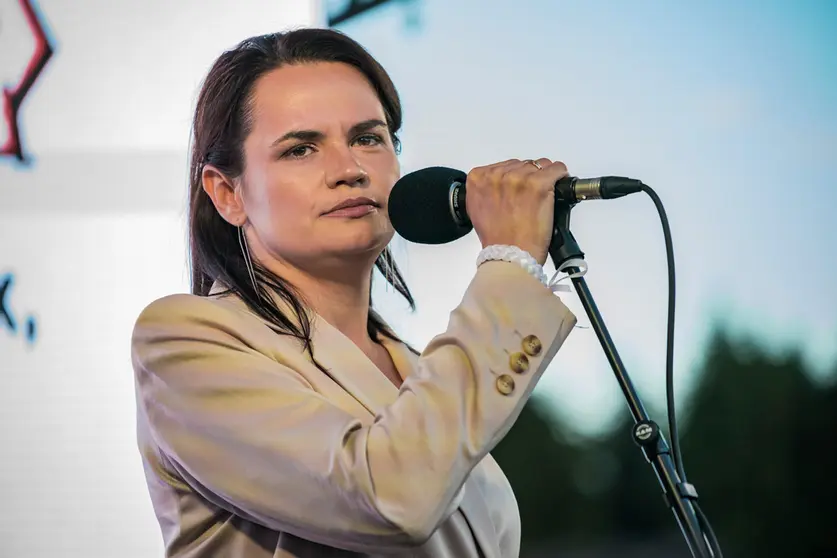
<box><xmin>548</xmin><ymin>199</ymin><xmax>585</xmax><ymax>271</ymax></box>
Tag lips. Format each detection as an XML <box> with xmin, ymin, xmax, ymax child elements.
<box><xmin>324</xmin><ymin>197</ymin><xmax>380</xmax><ymax>214</ymax></box>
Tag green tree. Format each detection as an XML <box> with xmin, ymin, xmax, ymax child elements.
<box><xmin>493</xmin><ymin>326</ymin><xmax>837</xmax><ymax>557</ymax></box>
<box><xmin>679</xmin><ymin>329</ymin><xmax>837</xmax><ymax>557</ymax></box>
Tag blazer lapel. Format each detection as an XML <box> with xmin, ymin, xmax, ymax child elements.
<box><xmin>207</xmin><ymin>283</ymin><xmax>501</xmax><ymax>557</ymax></box>
<box><xmin>307</xmin><ymin>313</ymin><xmax>401</xmax><ymax>416</ymax></box>
<box><xmin>457</xmin><ymin>482</ymin><xmax>501</xmax><ymax>558</ymax></box>
<box><xmin>208</xmin><ymin>281</ymin><xmax>402</xmax><ymax>417</ymax></box>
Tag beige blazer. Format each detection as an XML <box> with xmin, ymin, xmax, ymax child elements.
<box><xmin>132</xmin><ymin>261</ymin><xmax>577</xmax><ymax>557</ymax></box>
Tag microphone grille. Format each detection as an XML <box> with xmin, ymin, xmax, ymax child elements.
<box><xmin>388</xmin><ymin>166</ymin><xmax>472</xmax><ymax>244</ymax></box>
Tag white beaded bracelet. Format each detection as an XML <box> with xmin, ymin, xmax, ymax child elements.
<box><xmin>476</xmin><ymin>245</ymin><xmax>549</xmax><ymax>286</ymax></box>
<box><xmin>477</xmin><ymin>244</ymin><xmax>587</xmax><ymax>293</ymax></box>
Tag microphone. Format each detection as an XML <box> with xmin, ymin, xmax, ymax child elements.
<box><xmin>388</xmin><ymin>166</ymin><xmax>644</xmax><ymax>245</ymax></box>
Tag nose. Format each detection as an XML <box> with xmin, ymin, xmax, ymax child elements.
<box><xmin>325</xmin><ymin>143</ymin><xmax>369</xmax><ymax>189</ymax></box>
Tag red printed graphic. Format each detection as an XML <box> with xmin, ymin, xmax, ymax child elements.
<box><xmin>1</xmin><ymin>0</ymin><xmax>53</xmax><ymax>163</ymax></box>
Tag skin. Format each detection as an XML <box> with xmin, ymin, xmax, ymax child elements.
<box><xmin>202</xmin><ymin>61</ymin><xmax>399</xmax><ymax>361</ymax></box>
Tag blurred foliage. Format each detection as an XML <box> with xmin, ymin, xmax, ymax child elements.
<box><xmin>492</xmin><ymin>326</ymin><xmax>837</xmax><ymax>557</ymax></box>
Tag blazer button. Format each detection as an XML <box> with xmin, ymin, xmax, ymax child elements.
<box><xmin>496</xmin><ymin>374</ymin><xmax>515</xmax><ymax>395</ymax></box>
<box><xmin>509</xmin><ymin>352</ymin><xmax>530</xmax><ymax>374</ymax></box>
<box><xmin>522</xmin><ymin>334</ymin><xmax>542</xmax><ymax>357</ymax></box>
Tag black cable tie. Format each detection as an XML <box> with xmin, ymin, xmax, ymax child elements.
<box><xmin>678</xmin><ymin>482</ymin><xmax>699</xmax><ymax>500</ymax></box>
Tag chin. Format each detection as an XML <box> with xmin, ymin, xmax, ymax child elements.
<box><xmin>345</xmin><ymin>237</ymin><xmax>391</xmax><ymax>255</ymax></box>
<box><xmin>311</xmin><ymin>217</ymin><xmax>391</xmax><ymax>254</ymax></box>
<box><xmin>331</xmin><ymin>234</ymin><xmax>392</xmax><ymax>258</ymax></box>
<box><xmin>327</xmin><ymin>222</ymin><xmax>393</xmax><ymax>245</ymax></box>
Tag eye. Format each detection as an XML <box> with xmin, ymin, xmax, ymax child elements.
<box><xmin>283</xmin><ymin>144</ymin><xmax>315</xmax><ymax>159</ymax></box>
<box><xmin>354</xmin><ymin>133</ymin><xmax>384</xmax><ymax>147</ymax></box>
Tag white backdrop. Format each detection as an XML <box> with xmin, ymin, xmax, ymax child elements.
<box><xmin>1</xmin><ymin>1</ymin><xmax>317</xmax><ymax>556</ymax></box>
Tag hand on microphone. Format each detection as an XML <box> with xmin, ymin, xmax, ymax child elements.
<box><xmin>465</xmin><ymin>158</ymin><xmax>569</xmax><ymax>266</ymax></box>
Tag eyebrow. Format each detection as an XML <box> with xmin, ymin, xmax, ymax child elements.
<box><xmin>270</xmin><ymin>119</ymin><xmax>388</xmax><ymax>148</ymax></box>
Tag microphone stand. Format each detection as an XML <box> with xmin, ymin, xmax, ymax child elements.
<box><xmin>548</xmin><ymin>201</ymin><xmax>712</xmax><ymax>557</ymax></box>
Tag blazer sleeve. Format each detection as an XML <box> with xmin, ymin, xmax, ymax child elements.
<box><xmin>132</xmin><ymin>260</ymin><xmax>577</xmax><ymax>553</ymax></box>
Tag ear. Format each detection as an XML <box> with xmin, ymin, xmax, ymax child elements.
<box><xmin>202</xmin><ymin>164</ymin><xmax>246</xmax><ymax>226</ymax></box>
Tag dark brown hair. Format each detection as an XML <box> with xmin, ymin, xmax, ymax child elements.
<box><xmin>187</xmin><ymin>28</ymin><xmax>418</xmax><ymax>371</ymax></box>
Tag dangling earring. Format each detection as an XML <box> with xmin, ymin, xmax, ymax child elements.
<box><xmin>238</xmin><ymin>225</ymin><xmax>261</xmax><ymax>301</ymax></box>
<box><xmin>384</xmin><ymin>248</ymin><xmax>395</xmax><ymax>293</ymax></box>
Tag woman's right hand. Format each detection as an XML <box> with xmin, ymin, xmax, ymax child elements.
<box><xmin>465</xmin><ymin>158</ymin><xmax>569</xmax><ymax>266</ymax></box>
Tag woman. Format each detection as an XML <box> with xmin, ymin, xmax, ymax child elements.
<box><xmin>132</xmin><ymin>28</ymin><xmax>577</xmax><ymax>558</ymax></box>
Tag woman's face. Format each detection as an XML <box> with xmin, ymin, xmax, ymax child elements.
<box><xmin>226</xmin><ymin>61</ymin><xmax>400</xmax><ymax>273</ymax></box>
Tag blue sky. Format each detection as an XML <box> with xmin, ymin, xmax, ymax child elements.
<box><xmin>336</xmin><ymin>0</ymin><xmax>837</xmax><ymax>434</ymax></box>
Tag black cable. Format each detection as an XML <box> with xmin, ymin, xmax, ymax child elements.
<box><xmin>695</xmin><ymin>502</ymin><xmax>724</xmax><ymax>557</ymax></box>
<box><xmin>641</xmin><ymin>184</ymin><xmax>723</xmax><ymax>557</ymax></box>
<box><xmin>640</xmin><ymin>184</ymin><xmax>686</xmax><ymax>482</ymax></box>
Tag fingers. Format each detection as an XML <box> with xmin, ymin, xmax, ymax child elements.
<box><xmin>526</xmin><ymin>158</ymin><xmax>554</xmax><ymax>172</ymax></box>
<box><xmin>464</xmin><ymin>157</ymin><xmax>566</xmax><ymax>265</ymax></box>
<box><xmin>506</xmin><ymin>158</ymin><xmax>569</xmax><ymax>193</ymax></box>
<box><xmin>535</xmin><ymin>159</ymin><xmax>569</xmax><ymax>183</ymax></box>
<box><xmin>468</xmin><ymin>158</ymin><xmax>570</xmax><ymax>193</ymax></box>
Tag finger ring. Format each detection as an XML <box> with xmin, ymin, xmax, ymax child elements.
<box><xmin>527</xmin><ymin>159</ymin><xmax>543</xmax><ymax>170</ymax></box>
